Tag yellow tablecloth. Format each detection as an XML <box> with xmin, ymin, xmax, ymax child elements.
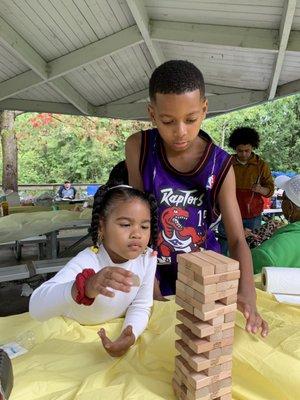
<box><xmin>1</xmin><ymin>288</ymin><xmax>299</xmax><ymax>400</ymax></box>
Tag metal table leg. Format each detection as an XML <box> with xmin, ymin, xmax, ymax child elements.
<box><xmin>45</xmin><ymin>231</ymin><xmax>58</xmax><ymax>259</ymax></box>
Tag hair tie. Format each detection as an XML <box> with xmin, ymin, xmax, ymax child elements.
<box><xmin>91</xmin><ymin>245</ymin><xmax>99</xmax><ymax>254</ymax></box>
<box><xmin>108</xmin><ymin>184</ymin><xmax>133</xmax><ymax>191</ymax></box>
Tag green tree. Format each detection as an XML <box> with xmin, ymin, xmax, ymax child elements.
<box><xmin>203</xmin><ymin>94</ymin><xmax>300</xmax><ymax>173</ymax></box>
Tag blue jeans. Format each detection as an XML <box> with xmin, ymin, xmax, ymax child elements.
<box><xmin>218</xmin><ymin>215</ymin><xmax>262</xmax><ymax>255</ymax></box>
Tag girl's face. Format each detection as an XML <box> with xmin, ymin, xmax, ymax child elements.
<box><xmin>100</xmin><ymin>198</ymin><xmax>151</xmax><ymax>263</ymax></box>
<box><xmin>148</xmin><ymin>90</ymin><xmax>207</xmax><ymax>154</ymax></box>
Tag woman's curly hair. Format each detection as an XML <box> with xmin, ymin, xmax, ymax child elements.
<box><xmin>228</xmin><ymin>127</ymin><xmax>260</xmax><ymax>149</ymax></box>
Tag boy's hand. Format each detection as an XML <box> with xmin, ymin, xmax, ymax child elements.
<box><xmin>237</xmin><ymin>292</ymin><xmax>268</xmax><ymax>338</ymax></box>
<box><xmin>85</xmin><ymin>267</ymin><xmax>134</xmax><ymax>299</ymax></box>
<box><xmin>98</xmin><ymin>326</ymin><xmax>135</xmax><ymax>357</ymax></box>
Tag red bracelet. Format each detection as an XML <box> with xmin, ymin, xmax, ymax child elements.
<box><xmin>75</xmin><ymin>269</ymin><xmax>96</xmax><ymax>305</ymax></box>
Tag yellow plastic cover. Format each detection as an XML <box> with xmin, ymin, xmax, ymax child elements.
<box><xmin>0</xmin><ymin>288</ymin><xmax>299</xmax><ymax>400</ymax></box>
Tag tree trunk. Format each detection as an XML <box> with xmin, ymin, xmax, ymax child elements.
<box><xmin>0</xmin><ymin>110</ymin><xmax>18</xmax><ymax>192</ymax></box>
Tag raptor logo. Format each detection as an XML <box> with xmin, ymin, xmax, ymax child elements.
<box><xmin>157</xmin><ymin>206</ymin><xmax>205</xmax><ymax>257</ymax></box>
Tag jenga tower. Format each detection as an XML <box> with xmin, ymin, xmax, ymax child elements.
<box><xmin>172</xmin><ymin>250</ymin><xmax>240</xmax><ymax>400</ymax></box>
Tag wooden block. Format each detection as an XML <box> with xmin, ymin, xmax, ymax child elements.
<box><xmin>207</xmin><ymin>323</ymin><xmax>235</xmax><ymax>341</ymax></box>
<box><xmin>194</xmin><ymin>302</ymin><xmax>237</xmax><ymax>321</ymax></box>
<box><xmin>175</xmin><ymin>355</ymin><xmax>211</xmax><ymax>390</ymax></box>
<box><xmin>221</xmin><ymin>328</ymin><xmax>235</xmax><ymax>340</ymax></box>
<box><xmin>206</xmin><ymin>331</ymin><xmax>223</xmax><ymax>341</ymax></box>
<box><xmin>176</xmin><ymin>339</ymin><xmax>233</xmax><ymax>374</ymax></box>
<box><xmin>172</xmin><ymin>377</ymin><xmax>188</xmax><ymax>400</ymax></box>
<box><xmin>185</xmin><ymin>377</ymin><xmax>232</xmax><ymax>400</ymax></box>
<box><xmin>178</xmin><ymin>263</ymin><xmax>195</xmax><ymax>279</ymax></box>
<box><xmin>188</xmin><ymin>252</ymin><xmax>221</xmax><ymax>274</ymax></box>
<box><xmin>190</xmin><ymin>297</ymin><xmax>216</xmax><ymax>313</ymax></box>
<box><xmin>177</xmin><ymin>253</ymin><xmax>215</xmax><ymax>276</ymax></box>
<box><xmin>193</xmin><ymin>288</ymin><xmax>237</xmax><ymax>304</ymax></box>
<box><xmin>224</xmin><ymin>312</ymin><xmax>236</xmax><ymax>323</ymax></box>
<box><xmin>201</xmin><ymin>344</ymin><xmax>233</xmax><ymax>360</ymax></box>
<box><xmin>220</xmin><ymin>361</ymin><xmax>232</xmax><ymax>372</ymax></box>
<box><xmin>207</xmin><ymin>315</ymin><xmax>224</xmax><ymax>326</ymax></box>
<box><xmin>175</xmin><ymin>355</ymin><xmax>232</xmax><ymax>394</ymax></box>
<box><xmin>176</xmin><ymin>340</ymin><xmax>211</xmax><ymax>372</ymax></box>
<box><xmin>219</xmin><ymin>294</ymin><xmax>237</xmax><ymax>306</ymax></box>
<box><xmin>178</xmin><ymin>271</ymin><xmax>194</xmax><ymax>285</ymax></box>
<box><xmin>192</xmin><ymin>281</ymin><xmax>217</xmax><ymax>295</ymax></box>
<box><xmin>176</xmin><ymin>280</ymin><xmax>195</xmax><ymax>298</ymax></box>
<box><xmin>192</xmin><ymin>251</ymin><xmax>232</xmax><ymax>274</ymax></box>
<box><xmin>216</xmin><ymin>280</ymin><xmax>239</xmax><ymax>292</ymax></box>
<box><xmin>186</xmin><ymin>386</ymin><xmax>231</xmax><ymax>400</ymax></box>
<box><xmin>175</xmin><ymin>364</ymin><xmax>190</xmax><ymax>388</ymax></box>
<box><xmin>176</xmin><ymin>310</ymin><xmax>216</xmax><ymax>338</ymax></box>
<box><xmin>217</xmin><ymin>394</ymin><xmax>232</xmax><ymax>400</ymax></box>
<box><xmin>176</xmin><ymin>295</ymin><xmax>194</xmax><ymax>314</ymax></box>
<box><xmin>176</xmin><ymin>324</ymin><xmax>234</xmax><ymax>355</ymax></box>
<box><xmin>221</xmin><ymin>345</ymin><xmax>233</xmax><ymax>356</ymax></box>
<box><xmin>211</xmin><ymin>377</ymin><xmax>232</xmax><ymax>392</ymax></box>
<box><xmin>194</xmin><ymin>270</ymin><xmax>240</xmax><ymax>285</ymax></box>
<box><xmin>208</xmin><ymin>385</ymin><xmax>232</xmax><ymax>400</ymax></box>
<box><xmin>176</xmin><ymin>324</ymin><xmax>213</xmax><ymax>354</ymax></box>
<box><xmin>177</xmin><ymin>276</ymin><xmax>217</xmax><ymax>297</ymax></box>
<box><xmin>205</xmin><ymin>251</ymin><xmax>239</xmax><ymax>271</ymax></box>
<box><xmin>204</xmin><ymin>364</ymin><xmax>222</xmax><ymax>376</ymax></box>
<box><xmin>176</xmin><ymin>280</ymin><xmax>217</xmax><ymax>311</ymax></box>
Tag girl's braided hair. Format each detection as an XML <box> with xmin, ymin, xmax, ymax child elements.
<box><xmin>91</xmin><ymin>182</ymin><xmax>158</xmax><ymax>250</ymax></box>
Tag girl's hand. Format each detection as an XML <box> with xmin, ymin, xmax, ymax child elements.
<box><xmin>98</xmin><ymin>326</ymin><xmax>135</xmax><ymax>357</ymax></box>
<box><xmin>153</xmin><ymin>277</ymin><xmax>169</xmax><ymax>301</ymax></box>
<box><xmin>237</xmin><ymin>292</ymin><xmax>269</xmax><ymax>337</ymax></box>
<box><xmin>85</xmin><ymin>267</ymin><xmax>134</xmax><ymax>299</ymax></box>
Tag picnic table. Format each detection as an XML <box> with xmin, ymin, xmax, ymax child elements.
<box><xmin>0</xmin><ymin>210</ymin><xmax>92</xmax><ymax>259</ymax></box>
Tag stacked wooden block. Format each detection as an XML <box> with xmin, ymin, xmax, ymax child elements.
<box><xmin>173</xmin><ymin>250</ymin><xmax>240</xmax><ymax>400</ymax></box>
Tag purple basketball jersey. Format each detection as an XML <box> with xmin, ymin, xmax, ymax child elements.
<box><xmin>140</xmin><ymin>128</ymin><xmax>232</xmax><ymax>295</ymax></box>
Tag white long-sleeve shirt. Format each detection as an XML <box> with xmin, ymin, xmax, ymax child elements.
<box><xmin>29</xmin><ymin>245</ymin><xmax>157</xmax><ymax>339</ymax></box>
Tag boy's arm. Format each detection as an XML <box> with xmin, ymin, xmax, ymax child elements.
<box><xmin>125</xmin><ymin>132</ymin><xmax>144</xmax><ymax>190</ymax></box>
<box><xmin>218</xmin><ymin>166</ymin><xmax>268</xmax><ymax>337</ymax></box>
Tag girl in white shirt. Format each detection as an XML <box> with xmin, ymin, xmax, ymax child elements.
<box><xmin>29</xmin><ymin>183</ymin><xmax>158</xmax><ymax>357</ymax></box>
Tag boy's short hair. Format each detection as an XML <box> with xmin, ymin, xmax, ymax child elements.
<box><xmin>228</xmin><ymin>127</ymin><xmax>260</xmax><ymax>149</ymax></box>
<box><xmin>149</xmin><ymin>60</ymin><xmax>205</xmax><ymax>101</ymax></box>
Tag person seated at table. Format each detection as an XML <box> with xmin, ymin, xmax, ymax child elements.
<box><xmin>57</xmin><ymin>181</ymin><xmax>77</xmax><ymax>199</ymax></box>
<box><xmin>251</xmin><ymin>174</ymin><xmax>300</xmax><ymax>274</ymax></box>
<box><xmin>30</xmin><ymin>183</ymin><xmax>158</xmax><ymax>357</ymax></box>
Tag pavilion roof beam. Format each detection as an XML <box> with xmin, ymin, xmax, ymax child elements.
<box><xmin>0</xmin><ymin>16</ymin><xmax>48</xmax><ymax>79</ymax></box>
<box><xmin>0</xmin><ymin>89</ymin><xmax>268</xmax><ymax>118</ymax></box>
<box><xmin>0</xmin><ymin>16</ymin><xmax>94</xmax><ymax>114</ymax></box>
<box><xmin>268</xmin><ymin>0</ymin><xmax>296</xmax><ymax>100</ymax></box>
<box><xmin>126</xmin><ymin>0</ymin><xmax>164</xmax><ymax>66</ymax></box>
<box><xmin>110</xmin><ymin>84</ymin><xmax>255</xmax><ymax>106</ymax></box>
<box><xmin>151</xmin><ymin>20</ymin><xmax>300</xmax><ymax>52</ymax></box>
<box><xmin>276</xmin><ymin>78</ymin><xmax>300</xmax><ymax>97</ymax></box>
<box><xmin>0</xmin><ymin>24</ymin><xmax>143</xmax><ymax>112</ymax></box>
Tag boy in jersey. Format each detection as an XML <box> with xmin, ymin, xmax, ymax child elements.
<box><xmin>126</xmin><ymin>60</ymin><xmax>268</xmax><ymax>337</ymax></box>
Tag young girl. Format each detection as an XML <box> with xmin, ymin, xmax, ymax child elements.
<box><xmin>29</xmin><ymin>184</ymin><xmax>158</xmax><ymax>357</ymax></box>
